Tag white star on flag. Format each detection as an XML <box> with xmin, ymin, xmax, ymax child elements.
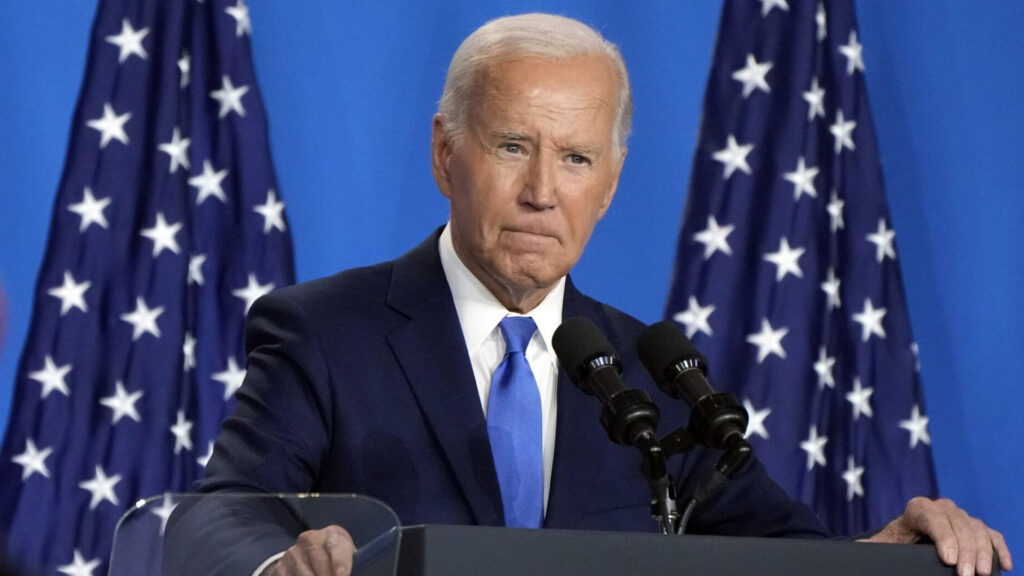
<box><xmin>783</xmin><ymin>156</ymin><xmax>819</xmax><ymax>200</ymax></box>
<box><xmin>210</xmin><ymin>75</ymin><xmax>250</xmax><ymax>119</ymax></box>
<box><xmin>189</xmin><ymin>160</ymin><xmax>229</xmax><ymax>205</ymax></box>
<box><xmin>12</xmin><ymin>438</ymin><xmax>53</xmax><ymax>480</ymax></box>
<box><xmin>225</xmin><ymin>0</ymin><xmax>252</xmax><ymax>37</ymax></box>
<box><xmin>743</xmin><ymin>398</ymin><xmax>771</xmax><ymax>440</ymax></box>
<box><xmin>57</xmin><ymin>550</ymin><xmax>101</xmax><ymax>576</ymax></box>
<box><xmin>838</xmin><ymin>30</ymin><xmax>865</xmax><ymax>75</ymax></box>
<box><xmin>150</xmin><ymin>493</ymin><xmax>177</xmax><ymax>536</ymax></box>
<box><xmin>104</xmin><ymin>18</ymin><xmax>149</xmax><ymax>64</ymax></box>
<box><xmin>845</xmin><ymin>377</ymin><xmax>875</xmax><ymax>420</ymax></box>
<box><xmin>820</xmin><ymin>268</ymin><xmax>842</xmax><ymax>311</ymax></box>
<box><xmin>803</xmin><ymin>77</ymin><xmax>826</xmax><ymax>120</ymax></box>
<box><xmin>813</xmin><ymin>347</ymin><xmax>836</xmax><ymax>389</ymax></box>
<box><xmin>673</xmin><ymin>296</ymin><xmax>715</xmax><ymax>339</ymax></box>
<box><xmin>182</xmin><ymin>333</ymin><xmax>197</xmax><ymax>371</ymax></box>
<box><xmin>843</xmin><ymin>456</ymin><xmax>865</xmax><ymax>501</ymax></box>
<box><xmin>177</xmin><ymin>51</ymin><xmax>191</xmax><ymax>89</ymax></box>
<box><xmin>711</xmin><ymin>135</ymin><xmax>754</xmax><ymax>179</ymax></box>
<box><xmin>763</xmin><ymin>237</ymin><xmax>805</xmax><ymax>282</ymax></box>
<box><xmin>170</xmin><ymin>410</ymin><xmax>194</xmax><ymax>454</ymax></box>
<box><xmin>188</xmin><ymin>254</ymin><xmax>207</xmax><ymax>286</ymax></box>
<box><xmin>212</xmin><ymin>357</ymin><xmax>247</xmax><ymax>400</ymax></box>
<box><xmin>120</xmin><ymin>297</ymin><xmax>165</xmax><ymax>341</ymax></box>
<box><xmin>693</xmin><ymin>215</ymin><xmax>734</xmax><ymax>259</ymax></box>
<box><xmin>900</xmin><ymin>405</ymin><xmax>931</xmax><ymax>448</ymax></box>
<box><xmin>86</xmin><ymin>103</ymin><xmax>131</xmax><ymax>149</ymax></box>
<box><xmin>866</xmin><ymin>218</ymin><xmax>896</xmax><ymax>263</ymax></box>
<box><xmin>829</xmin><ymin>110</ymin><xmax>857</xmax><ymax>153</ymax></box>
<box><xmin>197</xmin><ymin>441</ymin><xmax>216</xmax><ymax>468</ymax></box>
<box><xmin>28</xmin><ymin>355</ymin><xmax>72</xmax><ymax>399</ymax></box>
<box><xmin>852</xmin><ymin>298</ymin><xmax>887</xmax><ymax>342</ymax></box>
<box><xmin>827</xmin><ymin>190</ymin><xmax>845</xmax><ymax>232</ymax></box>
<box><xmin>140</xmin><ymin>212</ymin><xmax>183</xmax><ymax>257</ymax></box>
<box><xmin>158</xmin><ymin>127</ymin><xmax>191</xmax><ymax>174</ymax></box>
<box><xmin>47</xmin><ymin>271</ymin><xmax>91</xmax><ymax>316</ymax></box>
<box><xmin>815</xmin><ymin>1</ymin><xmax>827</xmax><ymax>41</ymax></box>
<box><xmin>800</xmin><ymin>425</ymin><xmax>828</xmax><ymax>470</ymax></box>
<box><xmin>232</xmin><ymin>273</ymin><xmax>275</xmax><ymax>314</ymax></box>
<box><xmin>79</xmin><ymin>465</ymin><xmax>121</xmax><ymax>510</ymax></box>
<box><xmin>99</xmin><ymin>380</ymin><xmax>143</xmax><ymax>424</ymax></box>
<box><xmin>746</xmin><ymin>318</ymin><xmax>788</xmax><ymax>363</ymax></box>
<box><xmin>759</xmin><ymin>0</ymin><xmax>789</xmax><ymax>17</ymax></box>
<box><xmin>254</xmin><ymin>189</ymin><xmax>287</xmax><ymax>233</ymax></box>
<box><xmin>731</xmin><ymin>53</ymin><xmax>773</xmax><ymax>98</ymax></box>
<box><xmin>67</xmin><ymin>187</ymin><xmax>111</xmax><ymax>232</ymax></box>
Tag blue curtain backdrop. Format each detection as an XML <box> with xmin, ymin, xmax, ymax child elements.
<box><xmin>1</xmin><ymin>0</ymin><xmax>1021</xmax><ymax>552</ymax></box>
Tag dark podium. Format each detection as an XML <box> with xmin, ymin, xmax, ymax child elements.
<box><xmin>115</xmin><ymin>494</ymin><xmax>989</xmax><ymax>575</ymax></box>
<box><xmin>398</xmin><ymin>524</ymin><xmax>969</xmax><ymax>576</ymax></box>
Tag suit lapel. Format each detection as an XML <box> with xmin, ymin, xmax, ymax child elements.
<box><xmin>385</xmin><ymin>231</ymin><xmax>504</xmax><ymax>526</ymax></box>
<box><xmin>543</xmin><ymin>279</ymin><xmax>611</xmax><ymax>529</ymax></box>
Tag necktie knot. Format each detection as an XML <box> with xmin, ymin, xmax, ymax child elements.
<box><xmin>499</xmin><ymin>316</ymin><xmax>537</xmax><ymax>355</ymax></box>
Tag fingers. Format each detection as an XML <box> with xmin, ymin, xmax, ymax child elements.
<box><xmin>324</xmin><ymin>526</ymin><xmax>356</xmax><ymax>575</ymax></box>
<box><xmin>988</xmin><ymin>527</ymin><xmax>1013</xmax><ymax>573</ymax></box>
<box><xmin>959</xmin><ymin>518</ymin><xmax>989</xmax><ymax>576</ymax></box>
<box><xmin>904</xmin><ymin>497</ymin><xmax>958</xmax><ymax>560</ymax></box>
<box><xmin>901</xmin><ymin>497</ymin><xmax>1011</xmax><ymax>576</ymax></box>
<box><xmin>270</xmin><ymin>525</ymin><xmax>356</xmax><ymax>576</ymax></box>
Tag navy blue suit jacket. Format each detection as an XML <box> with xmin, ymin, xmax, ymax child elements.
<box><xmin>167</xmin><ymin>230</ymin><xmax>828</xmax><ymax>573</ymax></box>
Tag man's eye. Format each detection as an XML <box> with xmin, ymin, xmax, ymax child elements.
<box><xmin>569</xmin><ymin>154</ymin><xmax>591</xmax><ymax>165</ymax></box>
<box><xmin>502</xmin><ymin>143</ymin><xmax>523</xmax><ymax>154</ymax></box>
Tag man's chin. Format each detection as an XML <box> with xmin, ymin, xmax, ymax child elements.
<box><xmin>500</xmin><ymin>260</ymin><xmax>569</xmax><ymax>293</ymax></box>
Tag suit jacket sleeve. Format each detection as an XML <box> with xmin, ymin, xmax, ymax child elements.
<box><xmin>164</xmin><ymin>289</ymin><xmax>336</xmax><ymax>574</ymax></box>
<box><xmin>677</xmin><ymin>450</ymin><xmax>831</xmax><ymax>538</ymax></box>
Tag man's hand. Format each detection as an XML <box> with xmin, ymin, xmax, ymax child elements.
<box><xmin>266</xmin><ymin>525</ymin><xmax>356</xmax><ymax>576</ymax></box>
<box><xmin>861</xmin><ymin>497</ymin><xmax>1012</xmax><ymax>576</ymax></box>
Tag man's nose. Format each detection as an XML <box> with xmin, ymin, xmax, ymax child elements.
<box><xmin>520</xmin><ymin>153</ymin><xmax>557</xmax><ymax>210</ymax></box>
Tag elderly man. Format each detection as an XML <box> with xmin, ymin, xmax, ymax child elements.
<box><xmin>179</xmin><ymin>13</ymin><xmax>1010</xmax><ymax>576</ymax></box>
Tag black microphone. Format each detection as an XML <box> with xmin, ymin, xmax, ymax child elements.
<box><xmin>552</xmin><ymin>317</ymin><xmax>660</xmax><ymax>448</ymax></box>
<box><xmin>638</xmin><ymin>321</ymin><xmax>753</xmax><ymax>533</ymax></box>
<box><xmin>637</xmin><ymin>321</ymin><xmax>747</xmax><ymax>451</ymax></box>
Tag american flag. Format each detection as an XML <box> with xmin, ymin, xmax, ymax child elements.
<box><xmin>0</xmin><ymin>0</ymin><xmax>294</xmax><ymax>573</ymax></box>
<box><xmin>664</xmin><ymin>0</ymin><xmax>936</xmax><ymax>535</ymax></box>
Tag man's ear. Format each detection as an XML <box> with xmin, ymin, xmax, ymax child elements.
<box><xmin>431</xmin><ymin>114</ymin><xmax>455</xmax><ymax>199</ymax></box>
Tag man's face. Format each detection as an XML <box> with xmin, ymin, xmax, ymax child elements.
<box><xmin>432</xmin><ymin>55</ymin><xmax>625</xmax><ymax>312</ymax></box>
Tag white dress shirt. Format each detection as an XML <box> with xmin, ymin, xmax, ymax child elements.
<box><xmin>438</xmin><ymin>223</ymin><xmax>563</xmax><ymax>514</ymax></box>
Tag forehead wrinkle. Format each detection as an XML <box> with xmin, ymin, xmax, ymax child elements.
<box><xmin>485</xmin><ymin>98</ymin><xmax>610</xmax><ymax>141</ymax></box>
<box><xmin>468</xmin><ymin>56</ymin><xmax>618</xmax><ymax>154</ymax></box>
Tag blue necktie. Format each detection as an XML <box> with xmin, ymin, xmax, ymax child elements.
<box><xmin>487</xmin><ymin>316</ymin><xmax>543</xmax><ymax>528</ymax></box>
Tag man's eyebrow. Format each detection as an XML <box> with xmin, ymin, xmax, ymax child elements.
<box><xmin>489</xmin><ymin>130</ymin><xmax>529</xmax><ymax>141</ymax></box>
<box><xmin>566</xmin><ymin>144</ymin><xmax>599</xmax><ymax>155</ymax></box>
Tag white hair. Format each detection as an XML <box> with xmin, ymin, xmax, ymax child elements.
<box><xmin>438</xmin><ymin>13</ymin><xmax>632</xmax><ymax>153</ymax></box>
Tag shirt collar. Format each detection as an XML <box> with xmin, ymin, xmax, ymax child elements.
<box><xmin>439</xmin><ymin>223</ymin><xmax>565</xmax><ymax>357</ymax></box>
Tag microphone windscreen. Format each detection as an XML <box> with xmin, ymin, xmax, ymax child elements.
<box><xmin>637</xmin><ymin>321</ymin><xmax>702</xmax><ymax>384</ymax></box>
<box><xmin>552</xmin><ymin>316</ymin><xmax>618</xmax><ymax>377</ymax></box>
